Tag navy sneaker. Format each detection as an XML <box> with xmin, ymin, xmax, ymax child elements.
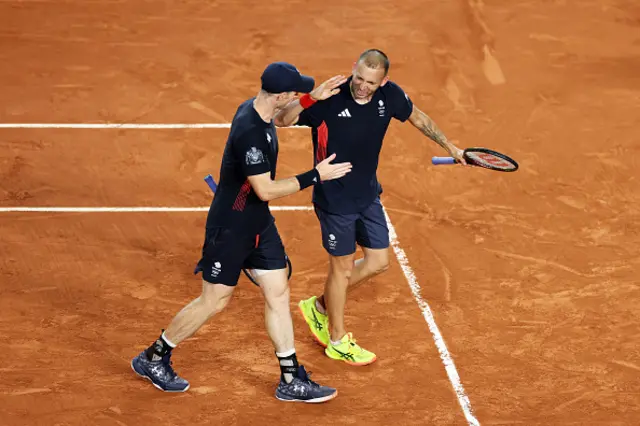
<box><xmin>131</xmin><ymin>350</ymin><xmax>190</xmax><ymax>392</ymax></box>
<box><xmin>275</xmin><ymin>365</ymin><xmax>337</xmax><ymax>403</ymax></box>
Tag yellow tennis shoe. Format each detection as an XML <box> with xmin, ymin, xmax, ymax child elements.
<box><xmin>298</xmin><ymin>296</ymin><xmax>330</xmax><ymax>347</ymax></box>
<box><xmin>325</xmin><ymin>332</ymin><xmax>377</xmax><ymax>366</ymax></box>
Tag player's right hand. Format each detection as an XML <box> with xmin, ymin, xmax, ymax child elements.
<box><xmin>315</xmin><ymin>153</ymin><xmax>352</xmax><ymax>181</ymax></box>
<box><xmin>310</xmin><ymin>75</ymin><xmax>348</xmax><ymax>101</ymax></box>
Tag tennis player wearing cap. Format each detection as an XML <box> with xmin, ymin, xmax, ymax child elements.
<box><xmin>131</xmin><ymin>62</ymin><xmax>350</xmax><ymax>403</ymax></box>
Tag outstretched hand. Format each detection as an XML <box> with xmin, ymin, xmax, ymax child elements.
<box><xmin>309</xmin><ymin>75</ymin><xmax>348</xmax><ymax>101</ymax></box>
<box><xmin>315</xmin><ymin>153</ymin><xmax>352</xmax><ymax>181</ymax></box>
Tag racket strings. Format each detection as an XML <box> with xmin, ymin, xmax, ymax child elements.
<box><xmin>466</xmin><ymin>152</ymin><xmax>517</xmax><ymax>171</ymax></box>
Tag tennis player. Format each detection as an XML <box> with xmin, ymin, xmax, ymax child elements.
<box><xmin>274</xmin><ymin>49</ymin><xmax>467</xmax><ymax>365</ymax></box>
<box><xmin>132</xmin><ymin>62</ymin><xmax>350</xmax><ymax>402</ymax></box>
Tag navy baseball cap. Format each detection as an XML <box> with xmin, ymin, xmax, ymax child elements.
<box><xmin>261</xmin><ymin>62</ymin><xmax>315</xmax><ymax>94</ymax></box>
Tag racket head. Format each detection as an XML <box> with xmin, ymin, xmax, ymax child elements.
<box><xmin>463</xmin><ymin>147</ymin><xmax>518</xmax><ymax>172</ymax></box>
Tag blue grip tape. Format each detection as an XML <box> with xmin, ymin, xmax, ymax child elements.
<box><xmin>431</xmin><ymin>156</ymin><xmax>457</xmax><ymax>165</ymax></box>
<box><xmin>204</xmin><ymin>174</ymin><xmax>217</xmax><ymax>193</ymax></box>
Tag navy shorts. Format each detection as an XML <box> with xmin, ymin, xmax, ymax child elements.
<box><xmin>194</xmin><ymin>221</ymin><xmax>287</xmax><ymax>286</ymax></box>
<box><xmin>314</xmin><ymin>197</ymin><xmax>389</xmax><ymax>256</ymax></box>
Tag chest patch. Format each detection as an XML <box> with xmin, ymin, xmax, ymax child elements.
<box><xmin>245</xmin><ymin>147</ymin><xmax>265</xmax><ymax>165</ymax></box>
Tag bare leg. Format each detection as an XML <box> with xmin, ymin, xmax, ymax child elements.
<box><xmin>163</xmin><ymin>280</ymin><xmax>235</xmax><ymax>345</ymax></box>
<box><xmin>323</xmin><ymin>253</ymin><xmax>355</xmax><ymax>342</ymax></box>
<box><xmin>253</xmin><ymin>268</ymin><xmax>294</xmax><ymax>353</ymax></box>
<box><xmin>133</xmin><ymin>279</ymin><xmax>235</xmax><ymax>392</ymax></box>
<box><xmin>317</xmin><ymin>247</ymin><xmax>389</xmax><ymax>314</ymax></box>
<box><xmin>252</xmin><ymin>268</ymin><xmax>297</xmax><ymax>383</ymax></box>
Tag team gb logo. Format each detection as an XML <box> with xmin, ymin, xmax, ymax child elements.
<box><xmin>246</xmin><ymin>147</ymin><xmax>265</xmax><ymax>165</ymax></box>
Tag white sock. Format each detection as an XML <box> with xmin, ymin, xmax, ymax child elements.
<box><xmin>161</xmin><ymin>331</ymin><xmax>177</xmax><ymax>348</ymax></box>
<box><xmin>275</xmin><ymin>348</ymin><xmax>296</xmax><ymax>358</ymax></box>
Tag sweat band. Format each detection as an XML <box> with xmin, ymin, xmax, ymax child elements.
<box><xmin>295</xmin><ymin>168</ymin><xmax>320</xmax><ymax>190</ymax></box>
<box><xmin>299</xmin><ymin>93</ymin><xmax>317</xmax><ymax>109</ymax></box>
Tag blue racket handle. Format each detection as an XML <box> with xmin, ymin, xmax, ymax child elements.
<box><xmin>432</xmin><ymin>156</ymin><xmax>457</xmax><ymax>165</ymax></box>
<box><xmin>204</xmin><ymin>174</ymin><xmax>217</xmax><ymax>193</ymax></box>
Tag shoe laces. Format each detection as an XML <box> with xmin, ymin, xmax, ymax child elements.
<box><xmin>161</xmin><ymin>353</ymin><xmax>178</xmax><ymax>380</ymax></box>
<box><xmin>345</xmin><ymin>332</ymin><xmax>363</xmax><ymax>353</ymax></box>
<box><xmin>297</xmin><ymin>365</ymin><xmax>320</xmax><ymax>388</ymax></box>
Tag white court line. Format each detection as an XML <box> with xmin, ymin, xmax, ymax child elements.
<box><xmin>0</xmin><ymin>206</ymin><xmax>313</xmax><ymax>213</ymax></box>
<box><xmin>382</xmin><ymin>205</ymin><xmax>479</xmax><ymax>426</ymax></box>
<box><xmin>0</xmin><ymin>123</ymin><xmax>309</xmax><ymax>129</ymax></box>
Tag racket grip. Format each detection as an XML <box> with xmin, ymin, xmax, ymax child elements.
<box><xmin>431</xmin><ymin>156</ymin><xmax>457</xmax><ymax>165</ymax></box>
<box><xmin>204</xmin><ymin>174</ymin><xmax>217</xmax><ymax>193</ymax></box>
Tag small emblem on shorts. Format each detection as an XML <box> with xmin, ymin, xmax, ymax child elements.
<box><xmin>328</xmin><ymin>234</ymin><xmax>337</xmax><ymax>250</ymax></box>
<box><xmin>211</xmin><ymin>262</ymin><xmax>222</xmax><ymax>277</ymax></box>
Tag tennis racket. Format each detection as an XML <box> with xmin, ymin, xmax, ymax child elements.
<box><xmin>204</xmin><ymin>174</ymin><xmax>293</xmax><ymax>287</ymax></box>
<box><xmin>432</xmin><ymin>147</ymin><xmax>519</xmax><ymax>172</ymax></box>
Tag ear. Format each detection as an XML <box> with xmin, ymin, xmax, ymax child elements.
<box><xmin>380</xmin><ymin>76</ymin><xmax>389</xmax><ymax>86</ymax></box>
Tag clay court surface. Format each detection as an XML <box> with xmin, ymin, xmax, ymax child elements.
<box><xmin>1</xmin><ymin>1</ymin><xmax>639</xmax><ymax>425</ymax></box>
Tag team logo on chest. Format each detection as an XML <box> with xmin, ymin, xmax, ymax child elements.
<box><xmin>377</xmin><ymin>100</ymin><xmax>386</xmax><ymax>117</ymax></box>
<box><xmin>245</xmin><ymin>146</ymin><xmax>265</xmax><ymax>165</ymax></box>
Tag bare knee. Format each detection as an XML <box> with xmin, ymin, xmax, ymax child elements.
<box><xmin>254</xmin><ymin>269</ymin><xmax>290</xmax><ymax>310</ymax></box>
<box><xmin>365</xmin><ymin>249</ymin><xmax>390</xmax><ymax>275</ymax></box>
<box><xmin>371</xmin><ymin>257</ymin><xmax>389</xmax><ymax>275</ymax></box>
<box><xmin>264</xmin><ymin>281</ymin><xmax>290</xmax><ymax>307</ymax></box>
<box><xmin>329</xmin><ymin>255</ymin><xmax>355</xmax><ymax>282</ymax></box>
<box><xmin>200</xmin><ymin>284</ymin><xmax>234</xmax><ymax>316</ymax></box>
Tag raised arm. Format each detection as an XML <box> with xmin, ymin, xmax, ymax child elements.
<box><xmin>274</xmin><ymin>75</ymin><xmax>347</xmax><ymax>127</ymax></box>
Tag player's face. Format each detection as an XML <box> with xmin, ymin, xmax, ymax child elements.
<box><xmin>350</xmin><ymin>62</ymin><xmax>387</xmax><ymax>101</ymax></box>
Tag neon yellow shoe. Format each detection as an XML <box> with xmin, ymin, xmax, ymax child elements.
<box><xmin>325</xmin><ymin>332</ymin><xmax>377</xmax><ymax>366</ymax></box>
<box><xmin>298</xmin><ymin>296</ymin><xmax>330</xmax><ymax>348</ymax></box>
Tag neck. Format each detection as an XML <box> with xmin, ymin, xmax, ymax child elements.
<box><xmin>253</xmin><ymin>92</ymin><xmax>276</xmax><ymax>123</ymax></box>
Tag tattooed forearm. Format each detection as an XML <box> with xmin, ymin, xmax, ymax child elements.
<box><xmin>418</xmin><ymin>111</ymin><xmax>449</xmax><ymax>149</ymax></box>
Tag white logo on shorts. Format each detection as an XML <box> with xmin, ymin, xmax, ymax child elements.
<box><xmin>328</xmin><ymin>234</ymin><xmax>337</xmax><ymax>250</ymax></box>
<box><xmin>211</xmin><ymin>262</ymin><xmax>222</xmax><ymax>277</ymax></box>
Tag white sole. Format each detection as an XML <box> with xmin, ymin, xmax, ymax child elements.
<box><xmin>275</xmin><ymin>390</ymin><xmax>338</xmax><ymax>403</ymax></box>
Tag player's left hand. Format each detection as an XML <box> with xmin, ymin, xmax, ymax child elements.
<box><xmin>310</xmin><ymin>75</ymin><xmax>348</xmax><ymax>101</ymax></box>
